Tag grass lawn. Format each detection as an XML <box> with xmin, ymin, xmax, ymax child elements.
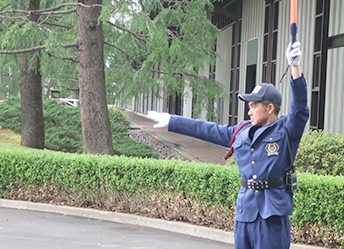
<box><xmin>0</xmin><ymin>128</ymin><xmax>37</xmax><ymax>151</ymax></box>
<box><xmin>0</xmin><ymin>142</ymin><xmax>36</xmax><ymax>151</ymax></box>
<box><xmin>0</xmin><ymin>128</ymin><xmax>20</xmax><ymax>144</ymax></box>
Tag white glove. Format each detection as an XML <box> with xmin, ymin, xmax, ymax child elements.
<box><xmin>285</xmin><ymin>41</ymin><xmax>302</xmax><ymax>66</ymax></box>
<box><xmin>147</xmin><ymin>110</ymin><xmax>171</xmax><ymax>128</ymax></box>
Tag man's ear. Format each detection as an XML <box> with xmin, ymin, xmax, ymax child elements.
<box><xmin>267</xmin><ymin>103</ymin><xmax>275</xmax><ymax>115</ymax></box>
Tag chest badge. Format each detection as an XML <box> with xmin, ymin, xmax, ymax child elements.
<box><xmin>265</xmin><ymin>142</ymin><xmax>279</xmax><ymax>156</ymax></box>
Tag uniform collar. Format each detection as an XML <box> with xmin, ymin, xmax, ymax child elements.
<box><xmin>251</xmin><ymin>118</ymin><xmax>280</xmax><ymax>144</ymax></box>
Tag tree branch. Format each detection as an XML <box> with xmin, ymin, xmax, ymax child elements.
<box><xmin>0</xmin><ymin>14</ymin><xmax>23</xmax><ymax>20</ymax></box>
<box><xmin>0</xmin><ymin>2</ymin><xmax>101</xmax><ymax>16</ymax></box>
<box><xmin>104</xmin><ymin>41</ymin><xmax>200</xmax><ymax>79</ymax></box>
<box><xmin>0</xmin><ymin>42</ymin><xmax>77</xmax><ymax>54</ymax></box>
<box><xmin>0</xmin><ymin>3</ymin><xmax>11</xmax><ymax>12</ymax></box>
<box><xmin>49</xmin><ymin>78</ymin><xmax>79</xmax><ymax>84</ymax></box>
<box><xmin>43</xmin><ymin>21</ymin><xmax>74</xmax><ymax>29</ymax></box>
<box><xmin>106</xmin><ymin>21</ymin><xmax>148</xmax><ymax>42</ymax></box>
<box><xmin>38</xmin><ymin>11</ymin><xmax>53</xmax><ymax>26</ymax></box>
<box><xmin>0</xmin><ymin>8</ymin><xmax>77</xmax><ymax>21</ymax></box>
<box><xmin>34</xmin><ymin>8</ymin><xmax>77</xmax><ymax>16</ymax></box>
<box><xmin>104</xmin><ymin>41</ymin><xmax>143</xmax><ymax>66</ymax></box>
<box><xmin>44</xmin><ymin>50</ymin><xmax>79</xmax><ymax>63</ymax></box>
<box><xmin>0</xmin><ymin>0</ymin><xmax>79</xmax><ymax>23</ymax></box>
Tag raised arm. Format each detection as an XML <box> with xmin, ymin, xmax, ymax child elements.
<box><xmin>285</xmin><ymin>42</ymin><xmax>309</xmax><ymax>139</ymax></box>
<box><xmin>291</xmin><ymin>65</ymin><xmax>301</xmax><ymax>79</ymax></box>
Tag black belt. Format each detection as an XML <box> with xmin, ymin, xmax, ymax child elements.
<box><xmin>242</xmin><ymin>176</ymin><xmax>286</xmax><ymax>191</ymax></box>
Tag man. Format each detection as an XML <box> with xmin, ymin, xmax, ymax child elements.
<box><xmin>147</xmin><ymin>42</ymin><xmax>309</xmax><ymax>249</ymax></box>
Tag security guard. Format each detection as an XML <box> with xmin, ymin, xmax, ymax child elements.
<box><xmin>147</xmin><ymin>42</ymin><xmax>309</xmax><ymax>249</ymax></box>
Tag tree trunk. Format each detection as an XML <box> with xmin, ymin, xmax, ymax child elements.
<box><xmin>20</xmin><ymin>0</ymin><xmax>45</xmax><ymax>149</ymax></box>
<box><xmin>77</xmin><ymin>0</ymin><xmax>115</xmax><ymax>155</ymax></box>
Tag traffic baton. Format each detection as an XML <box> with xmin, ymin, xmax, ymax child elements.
<box><xmin>290</xmin><ymin>0</ymin><xmax>298</xmax><ymax>44</ymax></box>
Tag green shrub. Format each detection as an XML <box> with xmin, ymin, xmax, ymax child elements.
<box><xmin>110</xmin><ymin>121</ymin><xmax>159</xmax><ymax>159</ymax></box>
<box><xmin>294</xmin><ymin>130</ymin><xmax>344</xmax><ymax>176</ymax></box>
<box><xmin>107</xmin><ymin>108</ymin><xmax>157</xmax><ymax>158</ymax></box>
<box><xmin>43</xmin><ymin>99</ymin><xmax>83</xmax><ymax>153</ymax></box>
<box><xmin>108</xmin><ymin>108</ymin><xmax>131</xmax><ymax>128</ymax></box>
<box><xmin>113</xmin><ymin>136</ymin><xmax>159</xmax><ymax>158</ymax></box>
<box><xmin>0</xmin><ymin>149</ymin><xmax>241</xmax><ymax>208</ymax></box>
<box><xmin>0</xmin><ymin>96</ymin><xmax>21</xmax><ymax>132</ymax></box>
<box><xmin>0</xmin><ymin>98</ymin><xmax>157</xmax><ymax>158</ymax></box>
<box><xmin>292</xmin><ymin>173</ymin><xmax>344</xmax><ymax>229</ymax></box>
<box><xmin>291</xmin><ymin>173</ymin><xmax>344</xmax><ymax>247</ymax></box>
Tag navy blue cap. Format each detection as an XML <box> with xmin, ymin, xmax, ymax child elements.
<box><xmin>238</xmin><ymin>83</ymin><xmax>282</xmax><ymax>106</ymax></box>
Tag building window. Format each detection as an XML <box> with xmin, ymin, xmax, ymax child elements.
<box><xmin>228</xmin><ymin>1</ymin><xmax>242</xmax><ymax>126</ymax></box>
<box><xmin>191</xmin><ymin>92</ymin><xmax>197</xmax><ymax>119</ymax></box>
<box><xmin>208</xmin><ymin>64</ymin><xmax>216</xmax><ymax>122</ymax></box>
<box><xmin>262</xmin><ymin>0</ymin><xmax>279</xmax><ymax>85</ymax></box>
<box><xmin>310</xmin><ymin>0</ymin><xmax>330</xmax><ymax>130</ymax></box>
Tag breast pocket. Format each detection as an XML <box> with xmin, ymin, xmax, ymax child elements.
<box><xmin>233</xmin><ymin>141</ymin><xmax>243</xmax><ymax>150</ymax></box>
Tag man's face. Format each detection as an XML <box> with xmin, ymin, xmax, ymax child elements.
<box><xmin>248</xmin><ymin>101</ymin><xmax>270</xmax><ymax>127</ymax></box>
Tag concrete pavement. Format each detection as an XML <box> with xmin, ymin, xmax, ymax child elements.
<box><xmin>0</xmin><ymin>199</ymin><xmax>327</xmax><ymax>249</ymax></box>
<box><xmin>0</xmin><ymin>199</ymin><xmax>233</xmax><ymax>249</ymax></box>
<box><xmin>0</xmin><ymin>208</ymin><xmax>230</xmax><ymax>249</ymax></box>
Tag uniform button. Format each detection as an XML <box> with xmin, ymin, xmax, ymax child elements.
<box><xmin>270</xmin><ymin>137</ymin><xmax>273</xmax><ymax>141</ymax></box>
<box><xmin>251</xmin><ymin>148</ymin><xmax>255</xmax><ymax>152</ymax></box>
<box><xmin>252</xmin><ymin>161</ymin><xmax>256</xmax><ymax>165</ymax></box>
<box><xmin>253</xmin><ymin>175</ymin><xmax>257</xmax><ymax>180</ymax></box>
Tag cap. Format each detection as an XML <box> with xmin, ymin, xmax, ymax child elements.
<box><xmin>238</xmin><ymin>83</ymin><xmax>282</xmax><ymax>106</ymax></box>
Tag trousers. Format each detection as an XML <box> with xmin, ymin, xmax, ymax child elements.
<box><xmin>235</xmin><ymin>214</ymin><xmax>291</xmax><ymax>249</ymax></box>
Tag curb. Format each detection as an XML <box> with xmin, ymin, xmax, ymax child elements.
<box><xmin>0</xmin><ymin>199</ymin><xmax>326</xmax><ymax>249</ymax></box>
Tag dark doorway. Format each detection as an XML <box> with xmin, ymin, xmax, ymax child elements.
<box><xmin>168</xmin><ymin>92</ymin><xmax>182</xmax><ymax>115</ymax></box>
<box><xmin>244</xmin><ymin>65</ymin><xmax>256</xmax><ymax>120</ymax></box>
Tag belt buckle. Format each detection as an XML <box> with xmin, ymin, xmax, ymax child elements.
<box><xmin>247</xmin><ymin>179</ymin><xmax>256</xmax><ymax>191</ymax></box>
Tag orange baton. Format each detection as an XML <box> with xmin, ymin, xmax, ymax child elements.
<box><xmin>290</xmin><ymin>0</ymin><xmax>298</xmax><ymax>43</ymax></box>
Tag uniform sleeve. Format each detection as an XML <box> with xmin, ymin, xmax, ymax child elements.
<box><xmin>168</xmin><ymin>115</ymin><xmax>239</xmax><ymax>147</ymax></box>
<box><xmin>285</xmin><ymin>74</ymin><xmax>309</xmax><ymax>139</ymax></box>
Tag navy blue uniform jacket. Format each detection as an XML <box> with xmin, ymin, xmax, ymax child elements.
<box><xmin>168</xmin><ymin>75</ymin><xmax>309</xmax><ymax>222</ymax></box>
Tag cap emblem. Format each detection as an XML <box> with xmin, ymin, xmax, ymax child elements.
<box><xmin>252</xmin><ymin>85</ymin><xmax>262</xmax><ymax>94</ymax></box>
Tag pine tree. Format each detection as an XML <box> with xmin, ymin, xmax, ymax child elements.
<box><xmin>20</xmin><ymin>0</ymin><xmax>45</xmax><ymax>149</ymax></box>
<box><xmin>0</xmin><ymin>0</ymin><xmax>225</xmax><ymax>154</ymax></box>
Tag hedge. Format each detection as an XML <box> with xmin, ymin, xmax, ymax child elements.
<box><xmin>294</xmin><ymin>130</ymin><xmax>344</xmax><ymax>176</ymax></box>
<box><xmin>0</xmin><ymin>149</ymin><xmax>241</xmax><ymax>207</ymax></box>
<box><xmin>0</xmin><ymin>149</ymin><xmax>343</xmax><ymax>248</ymax></box>
<box><xmin>294</xmin><ymin>173</ymin><xmax>344</xmax><ymax>227</ymax></box>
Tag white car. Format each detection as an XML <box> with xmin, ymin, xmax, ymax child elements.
<box><xmin>58</xmin><ymin>98</ymin><xmax>79</xmax><ymax>108</ymax></box>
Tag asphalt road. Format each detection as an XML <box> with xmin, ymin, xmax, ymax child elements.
<box><xmin>0</xmin><ymin>207</ymin><xmax>233</xmax><ymax>249</ymax></box>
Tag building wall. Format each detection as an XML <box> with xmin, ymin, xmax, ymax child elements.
<box><xmin>198</xmin><ymin>68</ymin><xmax>210</xmax><ymax>121</ymax></box>
<box><xmin>325</xmin><ymin>47</ymin><xmax>344</xmax><ymax>134</ymax></box>
<box><xmin>328</xmin><ymin>0</ymin><xmax>344</xmax><ymax>36</ymax></box>
<box><xmin>237</xmin><ymin>0</ymin><xmax>316</xmax><ymax>131</ymax></box>
<box><xmin>324</xmin><ymin>0</ymin><xmax>344</xmax><ymax>134</ymax></box>
<box><xmin>237</xmin><ymin>0</ymin><xmax>265</xmax><ymax>121</ymax></box>
<box><xmin>183</xmin><ymin>80</ymin><xmax>193</xmax><ymax>118</ymax></box>
<box><xmin>276</xmin><ymin>0</ymin><xmax>315</xmax><ymax>133</ymax></box>
<box><xmin>215</xmin><ymin>25</ymin><xmax>232</xmax><ymax>124</ymax></box>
